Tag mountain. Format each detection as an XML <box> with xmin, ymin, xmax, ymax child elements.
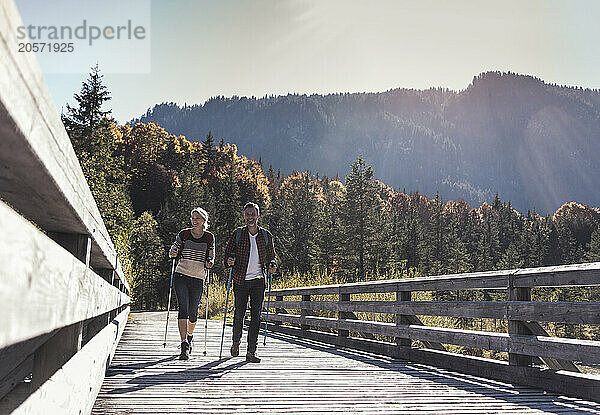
<box><xmin>131</xmin><ymin>71</ymin><xmax>600</xmax><ymax>213</ymax></box>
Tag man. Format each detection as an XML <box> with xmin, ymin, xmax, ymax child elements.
<box><xmin>224</xmin><ymin>202</ymin><xmax>277</xmax><ymax>363</ymax></box>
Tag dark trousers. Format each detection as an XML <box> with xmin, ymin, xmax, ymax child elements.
<box><xmin>232</xmin><ymin>278</ymin><xmax>265</xmax><ymax>354</ymax></box>
<box><xmin>173</xmin><ymin>273</ymin><xmax>203</xmax><ymax>323</ymax></box>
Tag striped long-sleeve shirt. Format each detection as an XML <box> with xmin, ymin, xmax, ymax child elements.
<box><xmin>171</xmin><ymin>229</ymin><xmax>215</xmax><ymax>280</ymax></box>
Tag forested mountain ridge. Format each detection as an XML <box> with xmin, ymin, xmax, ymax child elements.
<box><xmin>64</xmin><ymin>66</ymin><xmax>600</xmax><ymax>312</ymax></box>
<box><xmin>133</xmin><ymin>71</ymin><xmax>600</xmax><ymax>213</ymax></box>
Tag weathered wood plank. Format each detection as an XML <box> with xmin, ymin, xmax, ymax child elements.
<box><xmin>269</xmin><ymin>300</ymin><xmax>600</xmax><ymax>324</ymax></box>
<box><xmin>0</xmin><ymin>201</ymin><xmax>128</xmax><ymax>349</ymax></box>
<box><xmin>270</xmin><ymin>263</ymin><xmax>600</xmax><ymax>297</ymax></box>
<box><xmin>522</xmin><ymin>321</ymin><xmax>580</xmax><ymax>372</ymax></box>
<box><xmin>0</xmin><ymin>332</ymin><xmax>54</xmax><ymax>392</ymax></box>
<box><xmin>265</xmin><ymin>313</ymin><xmax>600</xmax><ymax>364</ymax></box>
<box><xmin>0</xmin><ymin>356</ymin><xmax>32</xmax><ymax>402</ymax></box>
<box><xmin>508</xmin><ymin>283</ymin><xmax>532</xmax><ymax>367</ymax></box>
<box><xmin>1</xmin><ymin>307</ymin><xmax>129</xmax><ymax>415</ymax></box>
<box><xmin>91</xmin><ymin>312</ymin><xmax>600</xmax><ymax>413</ymax></box>
<box><xmin>267</xmin><ymin>324</ymin><xmax>600</xmax><ymax>403</ymax></box>
<box><xmin>0</xmin><ymin>0</ymin><xmax>127</xmax><ymax>290</ymax></box>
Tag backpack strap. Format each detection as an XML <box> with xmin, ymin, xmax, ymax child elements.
<box><xmin>235</xmin><ymin>227</ymin><xmax>243</xmax><ymax>247</ymax></box>
<box><xmin>177</xmin><ymin>228</ymin><xmax>192</xmax><ymax>260</ymax></box>
<box><xmin>259</xmin><ymin>227</ymin><xmax>271</xmax><ymax>249</ymax></box>
<box><xmin>182</xmin><ymin>229</ymin><xmax>192</xmax><ymax>243</ymax></box>
<box><xmin>235</xmin><ymin>227</ymin><xmax>271</xmax><ymax>257</ymax></box>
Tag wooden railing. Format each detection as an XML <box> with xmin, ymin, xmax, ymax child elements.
<box><xmin>263</xmin><ymin>263</ymin><xmax>600</xmax><ymax>401</ymax></box>
<box><xmin>0</xmin><ymin>1</ymin><xmax>130</xmax><ymax>413</ymax></box>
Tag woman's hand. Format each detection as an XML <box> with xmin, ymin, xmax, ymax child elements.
<box><xmin>169</xmin><ymin>248</ymin><xmax>178</xmax><ymax>258</ymax></box>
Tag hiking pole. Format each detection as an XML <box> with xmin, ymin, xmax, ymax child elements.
<box><xmin>263</xmin><ymin>263</ymin><xmax>274</xmax><ymax>346</ymax></box>
<box><xmin>219</xmin><ymin>264</ymin><xmax>233</xmax><ymax>359</ymax></box>
<box><xmin>163</xmin><ymin>258</ymin><xmax>176</xmax><ymax>347</ymax></box>
<box><xmin>203</xmin><ymin>263</ymin><xmax>211</xmax><ymax>356</ymax></box>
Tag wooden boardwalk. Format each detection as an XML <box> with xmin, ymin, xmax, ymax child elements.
<box><xmin>93</xmin><ymin>312</ymin><xmax>600</xmax><ymax>414</ymax></box>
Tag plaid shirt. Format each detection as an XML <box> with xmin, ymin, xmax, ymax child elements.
<box><xmin>224</xmin><ymin>226</ymin><xmax>276</xmax><ymax>284</ymax></box>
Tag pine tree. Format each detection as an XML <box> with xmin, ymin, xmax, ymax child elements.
<box><xmin>130</xmin><ymin>212</ymin><xmax>164</xmax><ymax>310</ymax></box>
<box><xmin>587</xmin><ymin>227</ymin><xmax>600</xmax><ymax>262</ymax></box>
<box><xmin>62</xmin><ymin>69</ymin><xmax>134</xmax><ymax>287</ymax></box>
<box><xmin>341</xmin><ymin>156</ymin><xmax>380</xmax><ymax>281</ymax></box>
<box><xmin>62</xmin><ymin>64</ymin><xmax>112</xmax><ymax>144</ymax></box>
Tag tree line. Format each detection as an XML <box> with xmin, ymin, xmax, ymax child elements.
<box><xmin>63</xmin><ymin>66</ymin><xmax>600</xmax><ymax>311</ymax></box>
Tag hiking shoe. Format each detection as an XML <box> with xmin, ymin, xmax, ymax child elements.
<box><xmin>246</xmin><ymin>352</ymin><xmax>261</xmax><ymax>363</ymax></box>
<box><xmin>179</xmin><ymin>340</ymin><xmax>190</xmax><ymax>360</ymax></box>
<box><xmin>187</xmin><ymin>335</ymin><xmax>193</xmax><ymax>354</ymax></box>
<box><xmin>230</xmin><ymin>341</ymin><xmax>240</xmax><ymax>357</ymax></box>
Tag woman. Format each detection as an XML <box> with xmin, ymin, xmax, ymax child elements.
<box><xmin>169</xmin><ymin>207</ymin><xmax>215</xmax><ymax>360</ymax></box>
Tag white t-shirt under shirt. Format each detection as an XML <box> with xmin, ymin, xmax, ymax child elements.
<box><xmin>245</xmin><ymin>232</ymin><xmax>264</xmax><ymax>280</ymax></box>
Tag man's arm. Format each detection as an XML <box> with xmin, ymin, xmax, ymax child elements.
<box><xmin>223</xmin><ymin>231</ymin><xmax>236</xmax><ymax>267</ymax></box>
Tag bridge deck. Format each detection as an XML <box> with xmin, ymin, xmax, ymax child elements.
<box><xmin>93</xmin><ymin>312</ymin><xmax>600</xmax><ymax>414</ymax></box>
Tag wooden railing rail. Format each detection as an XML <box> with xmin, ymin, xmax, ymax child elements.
<box><xmin>0</xmin><ymin>1</ymin><xmax>129</xmax><ymax>413</ymax></box>
<box><xmin>262</xmin><ymin>262</ymin><xmax>600</xmax><ymax>401</ymax></box>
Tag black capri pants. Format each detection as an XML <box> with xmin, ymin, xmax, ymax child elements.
<box><xmin>173</xmin><ymin>273</ymin><xmax>203</xmax><ymax>323</ymax></box>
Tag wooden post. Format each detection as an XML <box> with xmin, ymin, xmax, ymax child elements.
<box><xmin>301</xmin><ymin>295</ymin><xmax>311</xmax><ymax>331</ymax></box>
<box><xmin>48</xmin><ymin>232</ymin><xmax>91</xmax><ymax>267</ymax></box>
<box><xmin>396</xmin><ymin>290</ymin><xmax>412</xmax><ymax>348</ymax></box>
<box><xmin>274</xmin><ymin>295</ymin><xmax>284</xmax><ymax>326</ymax></box>
<box><xmin>96</xmin><ymin>268</ymin><xmax>113</xmax><ymax>284</ymax></box>
<box><xmin>33</xmin><ymin>233</ymin><xmax>89</xmax><ymax>386</ymax></box>
<box><xmin>338</xmin><ymin>289</ymin><xmax>350</xmax><ymax>338</ymax></box>
<box><xmin>32</xmin><ymin>322</ymin><xmax>82</xmax><ymax>388</ymax></box>
<box><xmin>508</xmin><ymin>271</ymin><xmax>532</xmax><ymax>367</ymax></box>
<box><xmin>83</xmin><ymin>312</ymin><xmax>110</xmax><ymax>347</ymax></box>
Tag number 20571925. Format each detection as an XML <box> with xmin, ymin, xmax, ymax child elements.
<box><xmin>18</xmin><ymin>42</ymin><xmax>74</xmax><ymax>53</ymax></box>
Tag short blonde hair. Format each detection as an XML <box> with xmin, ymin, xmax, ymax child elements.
<box><xmin>190</xmin><ymin>207</ymin><xmax>209</xmax><ymax>230</ymax></box>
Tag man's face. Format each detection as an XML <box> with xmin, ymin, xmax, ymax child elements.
<box><xmin>243</xmin><ymin>207</ymin><xmax>259</xmax><ymax>227</ymax></box>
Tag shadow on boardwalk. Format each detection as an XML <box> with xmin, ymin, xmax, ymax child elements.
<box><xmin>106</xmin><ymin>357</ymin><xmax>249</xmax><ymax>395</ymax></box>
<box><xmin>266</xmin><ymin>330</ymin><xmax>600</xmax><ymax>415</ymax></box>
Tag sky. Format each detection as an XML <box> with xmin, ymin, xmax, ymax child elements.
<box><xmin>15</xmin><ymin>0</ymin><xmax>600</xmax><ymax>124</ymax></box>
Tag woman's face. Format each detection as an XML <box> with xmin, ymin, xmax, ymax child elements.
<box><xmin>191</xmin><ymin>213</ymin><xmax>205</xmax><ymax>230</ymax></box>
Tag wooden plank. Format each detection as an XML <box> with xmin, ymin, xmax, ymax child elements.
<box><xmin>513</xmin><ymin>262</ymin><xmax>600</xmax><ymax>288</ymax></box>
<box><xmin>266</xmin><ymin>313</ymin><xmax>600</xmax><ymax>364</ymax></box>
<box><xmin>338</xmin><ymin>291</ymin><xmax>350</xmax><ymax>338</ymax></box>
<box><xmin>402</xmin><ymin>315</ymin><xmax>445</xmax><ymax>351</ymax></box>
<box><xmin>396</xmin><ymin>290</ymin><xmax>411</xmax><ymax>347</ymax></box>
<box><xmin>2</xmin><ymin>307</ymin><xmax>129</xmax><ymax>415</ymax></box>
<box><xmin>0</xmin><ymin>201</ymin><xmax>129</xmax><ymax>349</ymax></box>
<box><xmin>32</xmin><ymin>322</ymin><xmax>83</xmax><ymax>387</ymax></box>
<box><xmin>267</xmin><ymin>324</ymin><xmax>600</xmax><ymax>403</ymax></box>
<box><xmin>270</xmin><ymin>263</ymin><xmax>600</xmax><ymax>297</ymax></box>
<box><xmin>508</xmin><ymin>282</ymin><xmax>532</xmax><ymax>367</ymax></box>
<box><xmin>0</xmin><ymin>0</ymin><xmax>128</xmax><ymax>291</ymax></box>
<box><xmin>270</xmin><ymin>300</ymin><xmax>600</xmax><ymax>324</ymax></box>
<box><xmin>91</xmin><ymin>312</ymin><xmax>600</xmax><ymax>413</ymax></box>
<box><xmin>0</xmin><ymin>356</ymin><xmax>33</xmax><ymax>401</ymax></box>
<box><xmin>300</xmin><ymin>294</ymin><xmax>311</xmax><ymax>331</ymax></box>
<box><xmin>0</xmin><ymin>332</ymin><xmax>54</xmax><ymax>389</ymax></box>
<box><xmin>522</xmin><ymin>321</ymin><xmax>580</xmax><ymax>372</ymax></box>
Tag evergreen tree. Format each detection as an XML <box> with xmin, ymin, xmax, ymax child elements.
<box><xmin>341</xmin><ymin>156</ymin><xmax>380</xmax><ymax>281</ymax></box>
<box><xmin>130</xmin><ymin>212</ymin><xmax>164</xmax><ymax>310</ymax></box>
<box><xmin>62</xmin><ymin>64</ymin><xmax>111</xmax><ymax>143</ymax></box>
<box><xmin>62</xmin><ymin>69</ymin><xmax>134</xmax><ymax>286</ymax></box>
<box><xmin>587</xmin><ymin>227</ymin><xmax>600</xmax><ymax>262</ymax></box>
